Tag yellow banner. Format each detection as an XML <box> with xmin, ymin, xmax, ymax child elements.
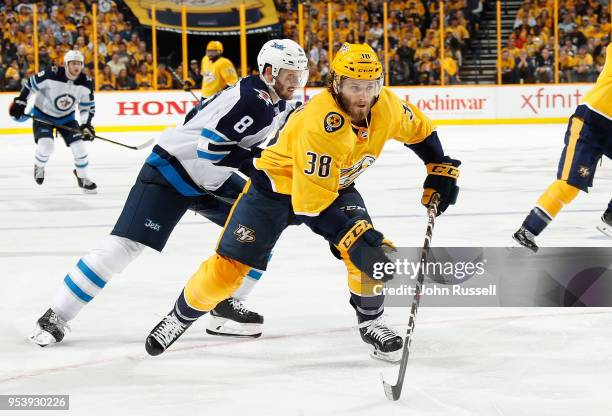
<box><xmin>124</xmin><ymin>0</ymin><xmax>280</xmax><ymax>35</ymax></box>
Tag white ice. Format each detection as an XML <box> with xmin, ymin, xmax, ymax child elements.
<box><xmin>0</xmin><ymin>125</ymin><xmax>611</xmax><ymax>415</ymax></box>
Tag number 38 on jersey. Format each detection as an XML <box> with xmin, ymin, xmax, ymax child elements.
<box><xmin>304</xmin><ymin>151</ymin><xmax>332</xmax><ymax>178</ymax></box>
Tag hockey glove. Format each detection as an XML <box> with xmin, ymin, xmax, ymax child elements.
<box><xmin>335</xmin><ymin>219</ymin><xmax>397</xmax><ymax>282</ymax></box>
<box><xmin>422</xmin><ymin>156</ymin><xmax>460</xmax><ymax>214</ymax></box>
<box><xmin>183</xmin><ymin>79</ymin><xmax>194</xmax><ymax>91</ymax></box>
<box><xmin>9</xmin><ymin>98</ymin><xmax>27</xmax><ymax>120</ymax></box>
<box><xmin>80</xmin><ymin>123</ymin><xmax>95</xmax><ymax>141</ymax></box>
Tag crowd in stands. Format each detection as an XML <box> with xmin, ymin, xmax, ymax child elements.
<box><xmin>2</xmin><ymin>0</ymin><xmax>609</xmax><ymax>92</ymax></box>
<box><xmin>0</xmin><ymin>0</ymin><xmax>201</xmax><ymax>92</ymax></box>
<box><xmin>277</xmin><ymin>0</ymin><xmax>486</xmax><ymax>86</ymax></box>
<box><xmin>500</xmin><ymin>0</ymin><xmax>610</xmax><ymax>84</ymax></box>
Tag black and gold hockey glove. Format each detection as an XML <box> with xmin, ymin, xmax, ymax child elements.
<box><xmin>422</xmin><ymin>156</ymin><xmax>460</xmax><ymax>214</ymax></box>
<box><xmin>335</xmin><ymin>219</ymin><xmax>396</xmax><ymax>281</ymax></box>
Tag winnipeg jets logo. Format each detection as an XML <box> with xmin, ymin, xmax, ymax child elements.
<box><xmin>254</xmin><ymin>88</ymin><xmax>273</xmax><ymax>105</ymax></box>
<box><xmin>234</xmin><ymin>224</ymin><xmax>256</xmax><ymax>243</ymax></box>
<box><xmin>54</xmin><ymin>94</ymin><xmax>76</xmax><ymax>111</ymax></box>
<box><xmin>144</xmin><ymin>219</ymin><xmax>161</xmax><ymax>231</ymax></box>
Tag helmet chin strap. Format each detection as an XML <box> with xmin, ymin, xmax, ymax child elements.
<box><xmin>259</xmin><ymin>74</ymin><xmax>281</xmax><ymax>104</ymax></box>
<box><xmin>65</xmin><ymin>64</ymin><xmax>80</xmax><ymax>80</ymax></box>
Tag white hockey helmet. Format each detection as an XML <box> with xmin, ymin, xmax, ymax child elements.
<box><xmin>64</xmin><ymin>50</ymin><xmax>84</xmax><ymax>66</ymax></box>
<box><xmin>257</xmin><ymin>39</ymin><xmax>308</xmax><ymax>88</ymax></box>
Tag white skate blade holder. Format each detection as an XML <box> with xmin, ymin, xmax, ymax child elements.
<box><xmin>28</xmin><ymin>326</ymin><xmax>57</xmax><ymax>347</ymax></box>
<box><xmin>206</xmin><ymin>315</ymin><xmax>262</xmax><ymax>338</ymax></box>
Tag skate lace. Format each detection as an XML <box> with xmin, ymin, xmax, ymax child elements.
<box><xmin>229</xmin><ymin>298</ymin><xmax>250</xmax><ymax>316</ymax></box>
<box><xmin>152</xmin><ymin>315</ymin><xmax>185</xmax><ymax>347</ymax></box>
<box><xmin>361</xmin><ymin>317</ymin><xmax>397</xmax><ymax>344</ymax></box>
<box><xmin>49</xmin><ymin>311</ymin><xmax>71</xmax><ymax>334</ymax></box>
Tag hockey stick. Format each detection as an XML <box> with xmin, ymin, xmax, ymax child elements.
<box><xmin>25</xmin><ymin>115</ymin><xmax>155</xmax><ymax>150</ymax></box>
<box><xmin>381</xmin><ymin>193</ymin><xmax>440</xmax><ymax>401</ymax></box>
<box><xmin>167</xmin><ymin>65</ymin><xmax>201</xmax><ymax>102</ymax></box>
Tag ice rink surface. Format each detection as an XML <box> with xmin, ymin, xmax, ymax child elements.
<box><xmin>1</xmin><ymin>124</ymin><xmax>611</xmax><ymax>415</ymax></box>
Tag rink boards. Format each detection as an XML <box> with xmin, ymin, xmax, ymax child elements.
<box><xmin>0</xmin><ymin>83</ymin><xmax>595</xmax><ymax>134</ymax></box>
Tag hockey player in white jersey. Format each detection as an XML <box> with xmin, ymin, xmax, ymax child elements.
<box><xmin>8</xmin><ymin>50</ymin><xmax>98</xmax><ymax>193</ymax></box>
<box><xmin>29</xmin><ymin>39</ymin><xmax>309</xmax><ymax>346</ymax></box>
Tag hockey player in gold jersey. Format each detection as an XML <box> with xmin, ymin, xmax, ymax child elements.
<box><xmin>514</xmin><ymin>43</ymin><xmax>612</xmax><ymax>251</ymax></box>
<box><xmin>145</xmin><ymin>43</ymin><xmax>461</xmax><ymax>362</ymax></box>
<box><xmin>199</xmin><ymin>41</ymin><xmax>238</xmax><ymax>98</ymax></box>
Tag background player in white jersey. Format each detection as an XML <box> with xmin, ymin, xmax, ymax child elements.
<box><xmin>29</xmin><ymin>39</ymin><xmax>309</xmax><ymax>347</ymax></box>
<box><xmin>8</xmin><ymin>50</ymin><xmax>98</xmax><ymax>193</ymax></box>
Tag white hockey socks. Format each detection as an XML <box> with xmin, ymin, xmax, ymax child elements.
<box><xmin>69</xmin><ymin>139</ymin><xmax>90</xmax><ymax>178</ymax></box>
<box><xmin>34</xmin><ymin>137</ymin><xmax>54</xmax><ymax>167</ymax></box>
<box><xmin>231</xmin><ymin>268</ymin><xmax>262</xmax><ymax>301</ymax></box>
<box><xmin>51</xmin><ymin>235</ymin><xmax>145</xmax><ymax>321</ymax></box>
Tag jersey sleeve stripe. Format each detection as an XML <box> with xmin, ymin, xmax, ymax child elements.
<box><xmin>201</xmin><ymin>128</ymin><xmax>231</xmax><ymax>143</ymax></box>
<box><xmin>196</xmin><ymin>149</ymin><xmax>228</xmax><ymax>161</ymax></box>
<box><xmin>79</xmin><ymin>101</ymin><xmax>95</xmax><ymax>107</ymax></box>
<box><xmin>30</xmin><ymin>76</ymin><xmax>40</xmax><ymax>91</ymax></box>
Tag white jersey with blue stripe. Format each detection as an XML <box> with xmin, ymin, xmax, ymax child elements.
<box><xmin>152</xmin><ymin>76</ymin><xmax>291</xmax><ymax>194</ymax></box>
<box><xmin>21</xmin><ymin>66</ymin><xmax>95</xmax><ymax>124</ymax></box>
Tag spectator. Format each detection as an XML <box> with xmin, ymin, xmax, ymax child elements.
<box><xmin>135</xmin><ymin>62</ymin><xmax>152</xmax><ymax>90</ymax></box>
<box><xmin>157</xmin><ymin>63</ymin><xmax>173</xmax><ymax>89</ymax></box>
<box><xmin>107</xmin><ymin>52</ymin><xmax>125</xmax><ymax>77</ymax></box>
<box><xmin>389</xmin><ymin>54</ymin><xmax>408</xmax><ymax>85</ymax></box>
<box><xmin>4</xmin><ymin>59</ymin><xmax>21</xmax><ymax>91</ymax></box>
<box><xmin>99</xmin><ymin>64</ymin><xmax>116</xmax><ymax>90</ymax></box>
<box><xmin>534</xmin><ymin>48</ymin><xmax>554</xmax><ymax>83</ymax></box>
<box><xmin>116</xmin><ymin>68</ymin><xmax>134</xmax><ymax>90</ymax></box>
<box><xmin>559</xmin><ymin>47</ymin><xmax>575</xmax><ymax>82</ymax></box>
<box><xmin>515</xmin><ymin>49</ymin><xmax>535</xmax><ymax>83</ymax></box>
<box><xmin>558</xmin><ymin>12</ymin><xmax>576</xmax><ymax>32</ymax></box>
<box><xmin>188</xmin><ymin>59</ymin><xmax>202</xmax><ymax>89</ymax></box>
<box><xmin>441</xmin><ymin>50</ymin><xmax>460</xmax><ymax>84</ymax></box>
<box><xmin>573</xmin><ymin>46</ymin><xmax>593</xmax><ymax>82</ymax></box>
<box><xmin>500</xmin><ymin>48</ymin><xmax>516</xmax><ymax>84</ymax></box>
<box><xmin>38</xmin><ymin>45</ymin><xmax>52</xmax><ymax>69</ymax></box>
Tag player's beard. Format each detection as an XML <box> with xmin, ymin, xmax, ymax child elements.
<box><xmin>339</xmin><ymin>94</ymin><xmax>374</xmax><ymax>123</ymax></box>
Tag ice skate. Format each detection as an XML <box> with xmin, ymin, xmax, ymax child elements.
<box><xmin>29</xmin><ymin>308</ymin><xmax>70</xmax><ymax>347</ymax></box>
<box><xmin>206</xmin><ymin>297</ymin><xmax>263</xmax><ymax>338</ymax></box>
<box><xmin>512</xmin><ymin>226</ymin><xmax>539</xmax><ymax>252</ymax></box>
<box><xmin>73</xmin><ymin>169</ymin><xmax>97</xmax><ymax>194</ymax></box>
<box><xmin>34</xmin><ymin>165</ymin><xmax>44</xmax><ymax>185</ymax></box>
<box><xmin>359</xmin><ymin>316</ymin><xmax>403</xmax><ymax>363</ymax></box>
<box><xmin>596</xmin><ymin>210</ymin><xmax>612</xmax><ymax>238</ymax></box>
<box><xmin>145</xmin><ymin>312</ymin><xmax>191</xmax><ymax>356</ymax></box>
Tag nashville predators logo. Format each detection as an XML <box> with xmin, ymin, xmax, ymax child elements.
<box><xmin>577</xmin><ymin>166</ymin><xmax>591</xmax><ymax>177</ymax></box>
<box><xmin>339</xmin><ymin>155</ymin><xmax>376</xmax><ymax>188</ymax></box>
<box><xmin>203</xmin><ymin>71</ymin><xmax>216</xmax><ymax>83</ymax></box>
<box><xmin>234</xmin><ymin>224</ymin><xmax>256</xmax><ymax>243</ymax></box>
<box><xmin>324</xmin><ymin>112</ymin><xmax>344</xmax><ymax>133</ymax></box>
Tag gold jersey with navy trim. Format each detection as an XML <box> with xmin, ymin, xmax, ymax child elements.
<box><xmin>582</xmin><ymin>43</ymin><xmax>612</xmax><ymax>120</ymax></box>
<box><xmin>253</xmin><ymin>87</ymin><xmax>435</xmax><ymax>216</ymax></box>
